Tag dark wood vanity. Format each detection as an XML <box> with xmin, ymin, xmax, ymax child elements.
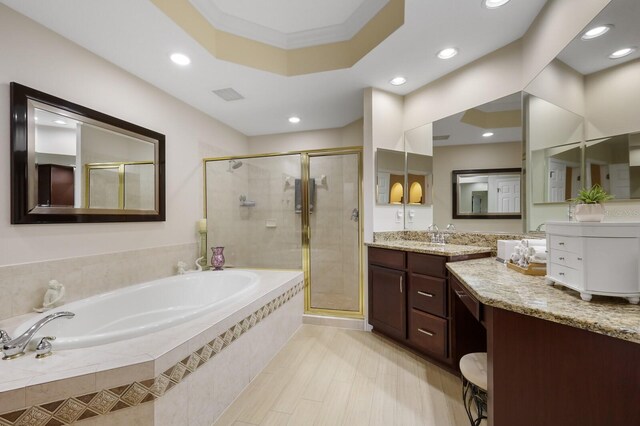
<box><xmin>368</xmin><ymin>246</ymin><xmax>490</xmax><ymax>372</ymax></box>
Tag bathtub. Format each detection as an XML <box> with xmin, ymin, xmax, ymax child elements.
<box><xmin>14</xmin><ymin>270</ymin><xmax>260</xmax><ymax>350</ymax></box>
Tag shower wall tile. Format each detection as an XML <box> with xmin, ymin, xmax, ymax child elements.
<box><xmin>0</xmin><ymin>243</ymin><xmax>198</xmax><ymax>321</ymax></box>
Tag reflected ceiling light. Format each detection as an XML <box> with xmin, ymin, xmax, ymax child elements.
<box><xmin>390</xmin><ymin>76</ymin><xmax>407</xmax><ymax>86</ymax></box>
<box><xmin>288</xmin><ymin>116</ymin><xmax>301</xmax><ymax>124</ymax></box>
<box><xmin>482</xmin><ymin>132</ymin><xmax>494</xmax><ymax>137</ymax></box>
<box><xmin>581</xmin><ymin>25</ymin><xmax>613</xmax><ymax>40</ymax></box>
<box><xmin>53</xmin><ymin>119</ymin><xmax>67</xmax><ymax>125</ymax></box>
<box><xmin>170</xmin><ymin>53</ymin><xmax>191</xmax><ymax>66</ymax></box>
<box><xmin>609</xmin><ymin>47</ymin><xmax>636</xmax><ymax>59</ymax></box>
<box><xmin>482</xmin><ymin>0</ymin><xmax>511</xmax><ymax>9</ymax></box>
<box><xmin>437</xmin><ymin>47</ymin><xmax>458</xmax><ymax>59</ymax></box>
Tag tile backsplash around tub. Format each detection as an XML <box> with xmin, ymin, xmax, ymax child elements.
<box><xmin>0</xmin><ymin>243</ymin><xmax>198</xmax><ymax>321</ymax></box>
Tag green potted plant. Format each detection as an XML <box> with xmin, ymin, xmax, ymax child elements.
<box><xmin>571</xmin><ymin>184</ymin><xmax>613</xmax><ymax>222</ymax></box>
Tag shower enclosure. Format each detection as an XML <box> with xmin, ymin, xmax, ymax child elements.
<box><xmin>203</xmin><ymin>148</ymin><xmax>363</xmax><ymax>318</ymax></box>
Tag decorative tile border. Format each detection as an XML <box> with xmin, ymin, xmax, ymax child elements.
<box><xmin>0</xmin><ymin>281</ymin><xmax>303</xmax><ymax>426</ymax></box>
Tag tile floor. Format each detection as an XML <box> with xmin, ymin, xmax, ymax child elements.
<box><xmin>213</xmin><ymin>324</ymin><xmax>475</xmax><ymax>426</ymax></box>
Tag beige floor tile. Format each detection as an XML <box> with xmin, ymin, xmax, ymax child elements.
<box><xmin>214</xmin><ymin>325</ymin><xmax>469</xmax><ymax>426</ymax></box>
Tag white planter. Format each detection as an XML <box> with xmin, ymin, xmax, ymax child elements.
<box><xmin>574</xmin><ymin>203</ymin><xmax>605</xmax><ymax>222</ymax></box>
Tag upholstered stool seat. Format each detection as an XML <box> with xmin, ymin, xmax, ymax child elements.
<box><xmin>460</xmin><ymin>352</ymin><xmax>488</xmax><ymax>426</ymax></box>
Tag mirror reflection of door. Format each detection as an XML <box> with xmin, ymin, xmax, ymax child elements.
<box><xmin>471</xmin><ymin>191</ymin><xmax>487</xmax><ymax>213</ymax></box>
<box><xmin>496</xmin><ymin>177</ymin><xmax>520</xmax><ymax>213</ymax></box>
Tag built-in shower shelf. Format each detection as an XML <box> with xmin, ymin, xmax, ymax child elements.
<box><xmin>240</xmin><ymin>201</ymin><xmax>256</xmax><ymax>207</ymax></box>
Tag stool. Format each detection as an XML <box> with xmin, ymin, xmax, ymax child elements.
<box><xmin>460</xmin><ymin>352</ymin><xmax>488</xmax><ymax>426</ymax></box>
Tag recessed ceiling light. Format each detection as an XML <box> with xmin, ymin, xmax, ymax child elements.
<box><xmin>437</xmin><ymin>47</ymin><xmax>458</xmax><ymax>60</ymax></box>
<box><xmin>390</xmin><ymin>77</ymin><xmax>407</xmax><ymax>86</ymax></box>
<box><xmin>482</xmin><ymin>0</ymin><xmax>511</xmax><ymax>9</ymax></box>
<box><xmin>288</xmin><ymin>116</ymin><xmax>301</xmax><ymax>124</ymax></box>
<box><xmin>170</xmin><ymin>53</ymin><xmax>191</xmax><ymax>66</ymax></box>
<box><xmin>581</xmin><ymin>25</ymin><xmax>613</xmax><ymax>40</ymax></box>
<box><xmin>53</xmin><ymin>119</ymin><xmax>67</xmax><ymax>125</ymax></box>
<box><xmin>482</xmin><ymin>132</ymin><xmax>494</xmax><ymax>137</ymax></box>
<box><xmin>609</xmin><ymin>47</ymin><xmax>636</xmax><ymax>59</ymax></box>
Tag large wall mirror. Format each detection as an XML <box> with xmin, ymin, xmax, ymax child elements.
<box><xmin>10</xmin><ymin>83</ymin><xmax>165</xmax><ymax>223</ymax></box>
<box><xmin>525</xmin><ymin>0</ymin><xmax>640</xmax><ymax>230</ymax></box>
<box><xmin>432</xmin><ymin>92</ymin><xmax>523</xmax><ymax>226</ymax></box>
<box><xmin>375</xmin><ymin>148</ymin><xmax>405</xmax><ymax>204</ymax></box>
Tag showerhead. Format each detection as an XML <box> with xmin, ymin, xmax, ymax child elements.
<box><xmin>227</xmin><ymin>160</ymin><xmax>243</xmax><ymax>172</ymax></box>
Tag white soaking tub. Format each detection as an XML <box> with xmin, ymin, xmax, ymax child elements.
<box><xmin>13</xmin><ymin>270</ymin><xmax>260</xmax><ymax>350</ymax></box>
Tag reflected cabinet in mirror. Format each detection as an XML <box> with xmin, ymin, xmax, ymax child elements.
<box><xmin>452</xmin><ymin>169</ymin><xmax>521</xmax><ymax>219</ymax></box>
<box><xmin>10</xmin><ymin>83</ymin><xmax>165</xmax><ymax>223</ymax></box>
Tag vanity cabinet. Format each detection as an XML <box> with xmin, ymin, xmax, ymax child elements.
<box><xmin>546</xmin><ymin>221</ymin><xmax>640</xmax><ymax>304</ymax></box>
<box><xmin>368</xmin><ymin>246</ymin><xmax>489</xmax><ymax>371</ymax></box>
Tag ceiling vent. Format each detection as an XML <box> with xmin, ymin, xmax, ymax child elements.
<box><xmin>212</xmin><ymin>88</ymin><xmax>244</xmax><ymax>101</ymax></box>
<box><xmin>433</xmin><ymin>135</ymin><xmax>450</xmax><ymax>141</ymax></box>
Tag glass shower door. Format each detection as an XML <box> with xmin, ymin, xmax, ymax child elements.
<box><xmin>307</xmin><ymin>152</ymin><xmax>362</xmax><ymax>316</ymax></box>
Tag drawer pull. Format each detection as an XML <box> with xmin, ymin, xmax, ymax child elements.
<box><xmin>399</xmin><ymin>276</ymin><xmax>403</xmax><ymax>293</ymax></box>
<box><xmin>418</xmin><ymin>291</ymin><xmax>434</xmax><ymax>298</ymax></box>
<box><xmin>558</xmin><ymin>257</ymin><xmax>565</xmax><ymax>260</ymax></box>
<box><xmin>559</xmin><ymin>272</ymin><xmax>565</xmax><ymax>276</ymax></box>
<box><xmin>417</xmin><ymin>328</ymin><xmax>434</xmax><ymax>337</ymax></box>
<box><xmin>559</xmin><ymin>242</ymin><xmax>565</xmax><ymax>246</ymax></box>
<box><xmin>577</xmin><ymin>257</ymin><xmax>583</xmax><ymax>261</ymax></box>
<box><xmin>454</xmin><ymin>289</ymin><xmax>468</xmax><ymax>299</ymax></box>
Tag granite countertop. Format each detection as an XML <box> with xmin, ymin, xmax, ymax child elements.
<box><xmin>366</xmin><ymin>240</ymin><xmax>492</xmax><ymax>257</ymax></box>
<box><xmin>447</xmin><ymin>257</ymin><xmax>640</xmax><ymax>344</ymax></box>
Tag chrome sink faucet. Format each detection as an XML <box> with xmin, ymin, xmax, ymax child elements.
<box><xmin>428</xmin><ymin>224</ymin><xmax>445</xmax><ymax>245</ymax></box>
<box><xmin>1</xmin><ymin>311</ymin><xmax>74</xmax><ymax>360</ymax></box>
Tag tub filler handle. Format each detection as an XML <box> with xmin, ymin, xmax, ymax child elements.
<box><xmin>2</xmin><ymin>311</ymin><xmax>74</xmax><ymax>360</ymax></box>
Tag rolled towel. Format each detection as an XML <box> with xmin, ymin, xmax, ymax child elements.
<box><xmin>522</xmin><ymin>238</ymin><xmax>546</xmax><ymax>248</ymax></box>
<box><xmin>528</xmin><ymin>252</ymin><xmax>547</xmax><ymax>264</ymax></box>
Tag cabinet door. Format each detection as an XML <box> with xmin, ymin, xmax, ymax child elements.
<box><xmin>369</xmin><ymin>265</ymin><xmax>406</xmax><ymax>340</ymax></box>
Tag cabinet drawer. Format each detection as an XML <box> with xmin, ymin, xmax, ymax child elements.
<box><xmin>549</xmin><ymin>235</ymin><xmax>583</xmax><ymax>255</ymax></box>
<box><xmin>408</xmin><ymin>309</ymin><xmax>448</xmax><ymax>358</ymax></box>
<box><xmin>409</xmin><ymin>274</ymin><xmax>447</xmax><ymax>317</ymax></box>
<box><xmin>368</xmin><ymin>247</ymin><xmax>406</xmax><ymax>269</ymax></box>
<box><xmin>548</xmin><ymin>262</ymin><xmax>582</xmax><ymax>287</ymax></box>
<box><xmin>549</xmin><ymin>249</ymin><xmax>583</xmax><ymax>270</ymax></box>
<box><xmin>408</xmin><ymin>252</ymin><xmax>447</xmax><ymax>278</ymax></box>
<box><xmin>450</xmin><ymin>276</ymin><xmax>481</xmax><ymax>321</ymax></box>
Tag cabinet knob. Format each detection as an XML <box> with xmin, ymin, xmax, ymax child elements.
<box><xmin>559</xmin><ymin>272</ymin><xmax>565</xmax><ymax>276</ymax></box>
<box><xmin>559</xmin><ymin>242</ymin><xmax>565</xmax><ymax>246</ymax></box>
<box><xmin>558</xmin><ymin>257</ymin><xmax>565</xmax><ymax>260</ymax></box>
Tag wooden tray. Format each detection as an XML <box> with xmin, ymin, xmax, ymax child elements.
<box><xmin>506</xmin><ymin>261</ymin><xmax>547</xmax><ymax>276</ymax></box>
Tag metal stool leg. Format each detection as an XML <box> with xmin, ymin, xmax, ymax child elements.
<box><xmin>462</xmin><ymin>377</ymin><xmax>487</xmax><ymax>426</ymax></box>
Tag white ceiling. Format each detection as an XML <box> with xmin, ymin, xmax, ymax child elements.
<box><xmin>558</xmin><ymin>0</ymin><xmax>640</xmax><ymax>75</ymax></box>
<box><xmin>190</xmin><ymin>0</ymin><xmax>388</xmax><ymax>49</ymax></box>
<box><xmin>1</xmin><ymin>0</ymin><xmax>547</xmax><ymax>136</ymax></box>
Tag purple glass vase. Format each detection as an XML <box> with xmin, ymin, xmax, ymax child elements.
<box><xmin>211</xmin><ymin>246</ymin><xmax>225</xmax><ymax>270</ymax></box>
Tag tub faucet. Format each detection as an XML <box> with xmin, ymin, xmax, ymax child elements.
<box><xmin>2</xmin><ymin>311</ymin><xmax>74</xmax><ymax>360</ymax></box>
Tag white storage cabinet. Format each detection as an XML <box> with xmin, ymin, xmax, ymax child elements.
<box><xmin>545</xmin><ymin>221</ymin><xmax>640</xmax><ymax>304</ymax></box>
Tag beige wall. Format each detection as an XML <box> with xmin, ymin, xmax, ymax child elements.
<box><xmin>525</xmin><ymin>59</ymin><xmax>586</xmax><ymax>116</ymax></box>
<box><xmin>433</xmin><ymin>142</ymin><xmax>523</xmax><ymax>233</ymax></box>
<box><xmin>247</xmin><ymin>119</ymin><xmax>362</xmax><ymax>154</ymax></box>
<box><xmin>0</xmin><ymin>4</ymin><xmax>249</xmax><ymax>266</ymax></box>
<box><xmin>585</xmin><ymin>59</ymin><xmax>640</xmax><ymax>140</ymax></box>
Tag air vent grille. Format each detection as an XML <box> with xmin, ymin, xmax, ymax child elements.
<box><xmin>212</xmin><ymin>88</ymin><xmax>244</xmax><ymax>101</ymax></box>
<box><xmin>433</xmin><ymin>135</ymin><xmax>450</xmax><ymax>141</ymax></box>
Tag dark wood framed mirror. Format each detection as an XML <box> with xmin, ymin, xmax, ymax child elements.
<box><xmin>452</xmin><ymin>168</ymin><xmax>522</xmax><ymax>219</ymax></box>
<box><xmin>10</xmin><ymin>82</ymin><xmax>165</xmax><ymax>224</ymax></box>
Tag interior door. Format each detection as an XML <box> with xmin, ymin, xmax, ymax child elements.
<box><xmin>548</xmin><ymin>159</ymin><xmax>567</xmax><ymax>202</ymax></box>
<box><xmin>609</xmin><ymin>163</ymin><xmax>630</xmax><ymax>199</ymax></box>
<box><xmin>497</xmin><ymin>178</ymin><xmax>520</xmax><ymax>213</ymax></box>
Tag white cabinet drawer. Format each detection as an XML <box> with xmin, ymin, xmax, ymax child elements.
<box><xmin>549</xmin><ymin>235</ymin><xmax>583</xmax><ymax>255</ymax></box>
<box><xmin>549</xmin><ymin>249</ymin><xmax>584</xmax><ymax>270</ymax></box>
<box><xmin>548</xmin><ymin>262</ymin><xmax>582</xmax><ymax>287</ymax></box>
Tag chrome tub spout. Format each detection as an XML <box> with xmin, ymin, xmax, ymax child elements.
<box><xmin>2</xmin><ymin>311</ymin><xmax>74</xmax><ymax>360</ymax></box>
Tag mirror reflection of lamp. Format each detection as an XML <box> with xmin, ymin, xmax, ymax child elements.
<box><xmin>409</xmin><ymin>182</ymin><xmax>423</xmax><ymax>204</ymax></box>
